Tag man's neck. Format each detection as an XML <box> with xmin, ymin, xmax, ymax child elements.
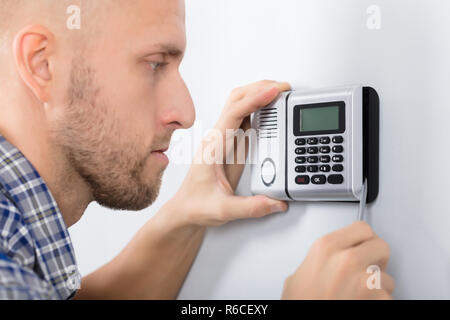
<box><xmin>44</xmin><ymin>143</ymin><xmax>93</xmax><ymax>227</ymax></box>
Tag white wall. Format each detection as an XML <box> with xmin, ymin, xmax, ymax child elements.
<box><xmin>69</xmin><ymin>0</ymin><xmax>450</xmax><ymax>299</ymax></box>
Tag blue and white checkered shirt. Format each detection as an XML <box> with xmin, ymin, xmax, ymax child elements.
<box><xmin>0</xmin><ymin>134</ymin><xmax>80</xmax><ymax>299</ymax></box>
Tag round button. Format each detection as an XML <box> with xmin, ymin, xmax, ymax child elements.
<box><xmin>261</xmin><ymin>158</ymin><xmax>276</xmax><ymax>186</ymax></box>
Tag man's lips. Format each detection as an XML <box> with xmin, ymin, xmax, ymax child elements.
<box><xmin>152</xmin><ymin>147</ymin><xmax>168</xmax><ymax>153</ymax></box>
<box><xmin>150</xmin><ymin>146</ymin><xmax>170</xmax><ymax>164</ymax></box>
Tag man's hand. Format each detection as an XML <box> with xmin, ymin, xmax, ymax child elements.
<box><xmin>282</xmin><ymin>221</ymin><xmax>395</xmax><ymax>300</ymax></box>
<box><xmin>163</xmin><ymin>80</ymin><xmax>291</xmax><ymax>229</ymax></box>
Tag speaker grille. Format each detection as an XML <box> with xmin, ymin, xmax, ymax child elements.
<box><xmin>257</xmin><ymin>107</ymin><xmax>278</xmax><ymax>139</ymax></box>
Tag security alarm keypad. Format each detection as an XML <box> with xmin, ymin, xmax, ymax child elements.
<box><xmin>293</xmin><ymin>135</ymin><xmax>345</xmax><ymax>185</ymax></box>
<box><xmin>250</xmin><ymin>86</ymin><xmax>379</xmax><ymax>203</ymax></box>
<box><xmin>292</xmin><ymin>100</ymin><xmax>346</xmax><ymax>186</ymax></box>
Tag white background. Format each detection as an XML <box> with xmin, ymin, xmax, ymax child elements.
<box><xmin>69</xmin><ymin>0</ymin><xmax>450</xmax><ymax>299</ymax></box>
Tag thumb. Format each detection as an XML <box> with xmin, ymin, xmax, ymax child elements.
<box><xmin>224</xmin><ymin>195</ymin><xmax>289</xmax><ymax>221</ymax></box>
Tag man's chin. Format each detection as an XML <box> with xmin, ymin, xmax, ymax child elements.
<box><xmin>94</xmin><ymin>173</ymin><xmax>163</xmax><ymax>212</ymax></box>
<box><xmin>96</xmin><ymin>188</ymin><xmax>159</xmax><ymax>211</ymax></box>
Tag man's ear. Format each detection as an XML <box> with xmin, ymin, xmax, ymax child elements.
<box><xmin>13</xmin><ymin>25</ymin><xmax>55</xmax><ymax>103</ymax></box>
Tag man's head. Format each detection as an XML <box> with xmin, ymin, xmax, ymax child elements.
<box><xmin>0</xmin><ymin>0</ymin><xmax>195</xmax><ymax>212</ymax></box>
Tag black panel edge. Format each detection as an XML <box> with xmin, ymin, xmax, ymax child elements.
<box><xmin>362</xmin><ymin>87</ymin><xmax>380</xmax><ymax>204</ymax></box>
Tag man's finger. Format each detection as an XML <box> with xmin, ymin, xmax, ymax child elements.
<box><xmin>380</xmin><ymin>272</ymin><xmax>395</xmax><ymax>294</ymax></box>
<box><xmin>323</xmin><ymin>221</ymin><xmax>376</xmax><ymax>250</ymax></box>
<box><xmin>351</xmin><ymin>236</ymin><xmax>390</xmax><ymax>271</ymax></box>
<box><xmin>362</xmin><ymin>272</ymin><xmax>395</xmax><ymax>297</ymax></box>
<box><xmin>216</xmin><ymin>81</ymin><xmax>291</xmax><ymax>132</ymax></box>
<box><xmin>226</xmin><ymin>80</ymin><xmax>277</xmax><ymax>104</ymax></box>
<box><xmin>221</xmin><ymin>195</ymin><xmax>288</xmax><ymax>221</ymax></box>
<box><xmin>234</xmin><ymin>81</ymin><xmax>291</xmax><ymax>118</ymax></box>
<box><xmin>234</xmin><ymin>82</ymin><xmax>290</xmax><ymax>117</ymax></box>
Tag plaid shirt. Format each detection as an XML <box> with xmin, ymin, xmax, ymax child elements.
<box><xmin>0</xmin><ymin>134</ymin><xmax>80</xmax><ymax>299</ymax></box>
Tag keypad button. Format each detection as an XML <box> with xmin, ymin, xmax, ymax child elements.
<box><xmin>332</xmin><ymin>145</ymin><xmax>344</xmax><ymax>153</ymax></box>
<box><xmin>307</xmin><ymin>165</ymin><xmax>319</xmax><ymax>173</ymax></box>
<box><xmin>295</xmin><ymin>147</ymin><xmax>306</xmax><ymax>155</ymax></box>
<box><xmin>311</xmin><ymin>175</ymin><xmax>326</xmax><ymax>184</ymax></box>
<box><xmin>319</xmin><ymin>146</ymin><xmax>330</xmax><ymax>154</ymax></box>
<box><xmin>295</xmin><ymin>175</ymin><xmax>310</xmax><ymax>185</ymax></box>
<box><xmin>307</xmin><ymin>138</ymin><xmax>318</xmax><ymax>145</ymax></box>
<box><xmin>295</xmin><ymin>138</ymin><xmax>306</xmax><ymax>146</ymax></box>
<box><xmin>332</xmin><ymin>136</ymin><xmax>344</xmax><ymax>143</ymax></box>
<box><xmin>332</xmin><ymin>164</ymin><xmax>344</xmax><ymax>172</ymax></box>
<box><xmin>295</xmin><ymin>156</ymin><xmax>306</xmax><ymax>164</ymax></box>
<box><xmin>319</xmin><ymin>165</ymin><xmax>331</xmax><ymax>172</ymax></box>
<box><xmin>295</xmin><ymin>165</ymin><xmax>306</xmax><ymax>173</ymax></box>
<box><xmin>320</xmin><ymin>155</ymin><xmax>331</xmax><ymax>163</ymax></box>
<box><xmin>307</xmin><ymin>147</ymin><xmax>318</xmax><ymax>154</ymax></box>
<box><xmin>332</xmin><ymin>155</ymin><xmax>344</xmax><ymax>162</ymax></box>
<box><xmin>307</xmin><ymin>156</ymin><xmax>319</xmax><ymax>163</ymax></box>
<box><xmin>319</xmin><ymin>137</ymin><xmax>330</xmax><ymax>144</ymax></box>
<box><xmin>328</xmin><ymin>174</ymin><xmax>344</xmax><ymax>184</ymax></box>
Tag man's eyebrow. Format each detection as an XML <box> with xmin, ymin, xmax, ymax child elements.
<box><xmin>146</xmin><ymin>43</ymin><xmax>185</xmax><ymax>58</ymax></box>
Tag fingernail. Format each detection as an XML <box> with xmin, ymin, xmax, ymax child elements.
<box><xmin>271</xmin><ymin>203</ymin><xmax>288</xmax><ymax>213</ymax></box>
<box><xmin>277</xmin><ymin>82</ymin><xmax>291</xmax><ymax>90</ymax></box>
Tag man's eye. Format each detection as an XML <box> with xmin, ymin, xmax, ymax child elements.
<box><xmin>149</xmin><ymin>61</ymin><xmax>168</xmax><ymax>72</ymax></box>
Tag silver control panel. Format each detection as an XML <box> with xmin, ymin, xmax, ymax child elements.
<box><xmin>250</xmin><ymin>85</ymin><xmax>366</xmax><ymax>202</ymax></box>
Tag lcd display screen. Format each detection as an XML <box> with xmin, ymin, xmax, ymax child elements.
<box><xmin>300</xmin><ymin>106</ymin><xmax>340</xmax><ymax>132</ymax></box>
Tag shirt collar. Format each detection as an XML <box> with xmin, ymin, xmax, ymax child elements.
<box><xmin>0</xmin><ymin>134</ymin><xmax>79</xmax><ymax>299</ymax></box>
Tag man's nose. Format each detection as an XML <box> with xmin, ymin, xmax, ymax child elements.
<box><xmin>159</xmin><ymin>73</ymin><xmax>196</xmax><ymax>130</ymax></box>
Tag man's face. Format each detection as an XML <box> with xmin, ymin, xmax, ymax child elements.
<box><xmin>51</xmin><ymin>0</ymin><xmax>195</xmax><ymax>211</ymax></box>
